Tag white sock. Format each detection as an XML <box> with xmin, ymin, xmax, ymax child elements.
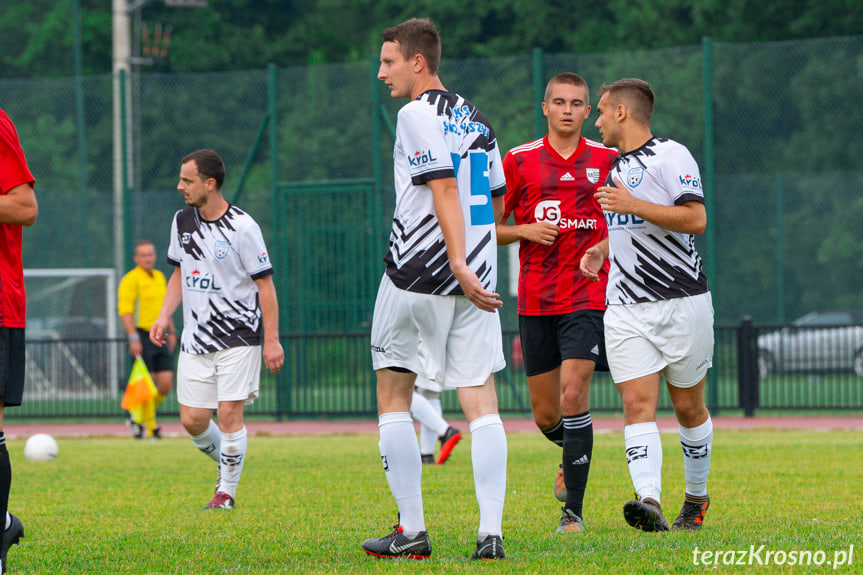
<box><xmin>679</xmin><ymin>417</ymin><xmax>713</xmax><ymax>497</ymax></box>
<box><xmin>470</xmin><ymin>414</ymin><xmax>507</xmax><ymax>538</ymax></box>
<box><xmin>417</xmin><ymin>393</ymin><xmax>444</xmax><ymax>455</ymax></box>
<box><xmin>189</xmin><ymin>419</ymin><xmax>221</xmax><ymax>464</ymax></box>
<box><xmin>379</xmin><ymin>412</ymin><xmax>424</xmax><ymax>536</ymax></box>
<box><xmin>410</xmin><ymin>391</ymin><xmax>449</xmax><ymax>440</ymax></box>
<box><xmin>218</xmin><ymin>426</ymin><xmax>248</xmax><ymax>499</ymax></box>
<box><xmin>624</xmin><ymin>422</ymin><xmax>663</xmax><ymax>504</ymax></box>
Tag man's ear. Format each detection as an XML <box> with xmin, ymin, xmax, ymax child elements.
<box><xmin>412</xmin><ymin>53</ymin><xmax>425</xmax><ymax>73</ymax></box>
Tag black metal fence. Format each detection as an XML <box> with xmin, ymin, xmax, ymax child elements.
<box><xmin>11</xmin><ymin>322</ymin><xmax>863</xmax><ymax>422</ymax></box>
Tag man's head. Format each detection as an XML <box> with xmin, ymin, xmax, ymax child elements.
<box><xmin>133</xmin><ymin>240</ymin><xmax>156</xmax><ymax>273</ymax></box>
<box><xmin>378</xmin><ymin>18</ymin><xmax>441</xmax><ymax>99</ymax></box>
<box><xmin>178</xmin><ymin>149</ymin><xmax>225</xmax><ymax>208</ymax></box>
<box><xmin>543</xmin><ymin>73</ymin><xmax>591</xmax><ymax>138</ymax></box>
<box><xmin>595</xmin><ymin>78</ymin><xmax>654</xmax><ymax>149</ymax></box>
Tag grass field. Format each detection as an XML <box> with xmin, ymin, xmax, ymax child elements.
<box><xmin>8</xmin><ymin>428</ymin><xmax>861</xmax><ymax>574</ymax></box>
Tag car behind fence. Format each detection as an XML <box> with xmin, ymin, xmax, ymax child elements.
<box><xmin>11</xmin><ymin>320</ymin><xmax>863</xmax><ymax>422</ymax></box>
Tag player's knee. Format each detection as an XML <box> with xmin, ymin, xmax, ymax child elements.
<box><xmin>531</xmin><ymin>405</ymin><xmax>560</xmax><ymax>430</ymax></box>
<box><xmin>560</xmin><ymin>383</ymin><xmax>590</xmax><ymax>413</ymax></box>
<box><xmin>672</xmin><ymin>398</ymin><xmax>708</xmax><ymax>425</ymax></box>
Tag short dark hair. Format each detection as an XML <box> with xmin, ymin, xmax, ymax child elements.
<box><xmin>134</xmin><ymin>239</ymin><xmax>154</xmax><ymax>252</ymax></box>
<box><xmin>381</xmin><ymin>18</ymin><xmax>441</xmax><ymax>75</ymax></box>
<box><xmin>545</xmin><ymin>72</ymin><xmax>589</xmax><ymax>103</ymax></box>
<box><xmin>598</xmin><ymin>78</ymin><xmax>655</xmax><ymax>125</ymax></box>
<box><xmin>182</xmin><ymin>149</ymin><xmax>225</xmax><ymax>189</ymax></box>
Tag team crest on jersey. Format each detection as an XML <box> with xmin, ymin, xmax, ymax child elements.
<box><xmin>586</xmin><ymin>168</ymin><xmax>600</xmax><ymax>183</ymax></box>
<box><xmin>213</xmin><ymin>240</ymin><xmax>230</xmax><ymax>260</ymax></box>
<box><xmin>627</xmin><ymin>167</ymin><xmax>644</xmax><ymax>187</ymax></box>
<box><xmin>181</xmin><ymin>233</ymin><xmax>192</xmax><ymax>245</ymax></box>
<box><xmin>257</xmin><ymin>252</ymin><xmax>269</xmax><ymax>264</ymax></box>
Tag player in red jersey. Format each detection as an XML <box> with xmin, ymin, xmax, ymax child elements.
<box><xmin>497</xmin><ymin>73</ymin><xmax>617</xmax><ymax>534</ymax></box>
<box><xmin>0</xmin><ymin>108</ymin><xmax>38</xmax><ymax>573</ymax></box>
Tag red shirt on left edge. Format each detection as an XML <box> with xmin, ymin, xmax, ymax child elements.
<box><xmin>0</xmin><ymin>109</ymin><xmax>36</xmax><ymax>328</ymax></box>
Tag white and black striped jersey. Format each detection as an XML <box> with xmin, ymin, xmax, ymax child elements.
<box><xmin>384</xmin><ymin>89</ymin><xmax>507</xmax><ymax>295</ymax></box>
<box><xmin>166</xmin><ymin>205</ymin><xmax>273</xmax><ymax>354</ymax></box>
<box><xmin>604</xmin><ymin>137</ymin><xmax>709</xmax><ymax>304</ymax></box>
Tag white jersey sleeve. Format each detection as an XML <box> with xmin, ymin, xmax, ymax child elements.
<box><xmin>397</xmin><ymin>102</ymin><xmax>455</xmax><ymax>185</ymax></box>
<box><xmin>238</xmin><ymin>219</ymin><xmax>273</xmax><ymax>279</ymax></box>
<box><xmin>659</xmin><ymin>143</ymin><xmax>705</xmax><ymax>206</ymax></box>
<box><xmin>167</xmin><ymin>210</ymin><xmax>183</xmax><ymax>266</ymax></box>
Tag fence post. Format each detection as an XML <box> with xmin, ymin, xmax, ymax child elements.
<box><xmin>737</xmin><ymin>315</ymin><xmax>758</xmax><ymax>416</ymax></box>
<box><xmin>532</xmin><ymin>47</ymin><xmax>544</xmax><ymax>139</ymax></box>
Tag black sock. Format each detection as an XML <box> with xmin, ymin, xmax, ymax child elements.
<box><xmin>540</xmin><ymin>418</ymin><xmax>564</xmax><ymax>447</ymax></box>
<box><xmin>0</xmin><ymin>432</ymin><xmax>9</xmax><ymax>529</ymax></box>
<box><xmin>562</xmin><ymin>412</ymin><xmax>593</xmax><ymax>517</ymax></box>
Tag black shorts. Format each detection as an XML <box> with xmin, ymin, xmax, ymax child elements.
<box><xmin>0</xmin><ymin>327</ymin><xmax>26</xmax><ymax>407</ymax></box>
<box><xmin>518</xmin><ymin>310</ymin><xmax>609</xmax><ymax>377</ymax></box>
<box><xmin>138</xmin><ymin>328</ymin><xmax>174</xmax><ymax>374</ymax></box>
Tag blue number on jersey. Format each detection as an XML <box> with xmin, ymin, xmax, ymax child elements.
<box><xmin>450</xmin><ymin>151</ymin><xmax>494</xmax><ymax>226</ymax></box>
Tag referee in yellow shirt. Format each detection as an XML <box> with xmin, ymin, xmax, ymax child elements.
<box><xmin>118</xmin><ymin>240</ymin><xmax>177</xmax><ymax>439</ymax></box>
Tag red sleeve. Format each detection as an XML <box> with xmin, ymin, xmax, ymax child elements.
<box><xmin>0</xmin><ymin>110</ymin><xmax>35</xmax><ymax>194</ymax></box>
<box><xmin>502</xmin><ymin>150</ymin><xmax>521</xmax><ymax>221</ymax></box>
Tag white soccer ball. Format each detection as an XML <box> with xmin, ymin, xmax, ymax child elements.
<box><xmin>24</xmin><ymin>433</ymin><xmax>59</xmax><ymax>462</ymax></box>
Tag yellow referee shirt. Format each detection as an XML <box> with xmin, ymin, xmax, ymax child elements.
<box><xmin>117</xmin><ymin>267</ymin><xmax>167</xmax><ymax>331</ymax></box>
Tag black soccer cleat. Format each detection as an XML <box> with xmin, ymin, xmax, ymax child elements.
<box><xmin>623</xmin><ymin>497</ymin><xmax>669</xmax><ymax>532</ymax></box>
<box><xmin>671</xmin><ymin>494</ymin><xmax>710</xmax><ymax>531</ymax></box>
<box><xmin>420</xmin><ymin>454</ymin><xmax>435</xmax><ymax>465</ymax></box>
<box><xmin>125</xmin><ymin>417</ymin><xmax>144</xmax><ymax>440</ymax></box>
<box><xmin>362</xmin><ymin>524</ymin><xmax>431</xmax><ymax>559</ymax></box>
<box><xmin>470</xmin><ymin>534</ymin><xmax>505</xmax><ymax>560</ymax></box>
<box><xmin>1</xmin><ymin>514</ymin><xmax>25</xmax><ymax>574</ymax></box>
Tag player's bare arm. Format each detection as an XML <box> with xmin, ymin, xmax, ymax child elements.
<box><xmin>0</xmin><ymin>183</ymin><xmax>37</xmax><ymax>226</ymax></box>
<box><xmin>120</xmin><ymin>313</ymin><xmax>144</xmax><ymax>357</ymax></box>
<box><xmin>496</xmin><ymin>216</ymin><xmax>559</xmax><ymax>247</ymax></box>
<box><xmin>430</xmin><ymin>177</ymin><xmax>502</xmax><ymax>313</ymax></box>
<box><xmin>150</xmin><ymin>268</ymin><xmax>183</xmax><ymax>347</ymax></box>
<box><xmin>596</xmin><ymin>176</ymin><xmax>707</xmax><ymax>235</ymax></box>
<box><xmin>255</xmin><ymin>275</ymin><xmax>285</xmax><ymax>374</ymax></box>
<box><xmin>580</xmin><ymin>238</ymin><xmax>609</xmax><ymax>282</ymax></box>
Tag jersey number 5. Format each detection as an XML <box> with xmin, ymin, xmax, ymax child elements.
<box><xmin>451</xmin><ymin>151</ymin><xmax>494</xmax><ymax>226</ymax></box>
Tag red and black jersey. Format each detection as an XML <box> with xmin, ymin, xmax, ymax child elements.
<box><xmin>0</xmin><ymin>109</ymin><xmax>35</xmax><ymax>328</ymax></box>
<box><xmin>503</xmin><ymin>135</ymin><xmax>617</xmax><ymax>316</ymax></box>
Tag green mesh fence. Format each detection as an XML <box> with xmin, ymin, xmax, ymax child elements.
<box><xmin>2</xmin><ymin>36</ymin><xmax>863</xmax><ymax>416</ymax></box>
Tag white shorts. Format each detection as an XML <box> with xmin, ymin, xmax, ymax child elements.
<box><xmin>177</xmin><ymin>346</ymin><xmax>261</xmax><ymax>409</ymax></box>
<box><xmin>414</xmin><ymin>375</ymin><xmax>442</xmax><ymax>394</ymax></box>
<box><xmin>370</xmin><ymin>274</ymin><xmax>506</xmax><ymax>388</ymax></box>
<box><xmin>604</xmin><ymin>292</ymin><xmax>714</xmax><ymax>388</ymax></box>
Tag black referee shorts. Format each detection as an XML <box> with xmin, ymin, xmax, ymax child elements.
<box><xmin>138</xmin><ymin>328</ymin><xmax>175</xmax><ymax>374</ymax></box>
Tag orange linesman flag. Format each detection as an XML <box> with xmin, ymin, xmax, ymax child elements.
<box><xmin>121</xmin><ymin>356</ymin><xmax>158</xmax><ymax>415</ymax></box>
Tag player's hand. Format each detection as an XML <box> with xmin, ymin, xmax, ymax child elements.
<box><xmin>595</xmin><ymin>177</ymin><xmax>635</xmax><ymax>214</ymax></box>
<box><xmin>451</xmin><ymin>263</ymin><xmax>503</xmax><ymax>313</ymax></box>
<box><xmin>149</xmin><ymin>319</ymin><xmax>170</xmax><ymax>347</ymax></box>
<box><xmin>263</xmin><ymin>339</ymin><xmax>285</xmax><ymax>374</ymax></box>
<box><xmin>580</xmin><ymin>246</ymin><xmax>606</xmax><ymax>282</ymax></box>
<box><xmin>523</xmin><ymin>222</ymin><xmax>559</xmax><ymax>246</ymax></box>
<box><xmin>128</xmin><ymin>340</ymin><xmax>143</xmax><ymax>357</ymax></box>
